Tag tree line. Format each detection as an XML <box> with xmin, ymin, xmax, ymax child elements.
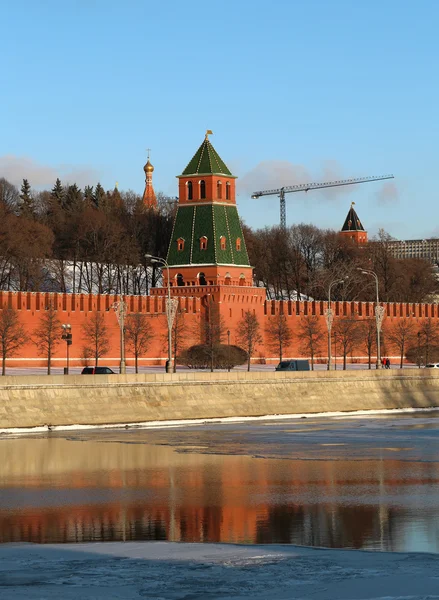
<box><xmin>243</xmin><ymin>224</ymin><xmax>439</xmax><ymax>303</ymax></box>
<box><xmin>1</xmin><ymin>177</ymin><xmax>438</xmax><ymax>304</ymax></box>
<box><xmin>0</xmin><ymin>177</ymin><xmax>175</xmax><ymax>295</ymax></box>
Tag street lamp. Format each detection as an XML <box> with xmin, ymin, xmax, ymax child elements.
<box><xmin>227</xmin><ymin>329</ymin><xmax>231</xmax><ymax>372</ymax></box>
<box><xmin>358</xmin><ymin>268</ymin><xmax>384</xmax><ymax>369</ymax></box>
<box><xmin>111</xmin><ymin>301</ymin><xmax>127</xmax><ymax>374</ymax></box>
<box><xmin>145</xmin><ymin>254</ymin><xmax>179</xmax><ymax>373</ymax></box>
<box><xmin>61</xmin><ymin>324</ymin><xmax>72</xmax><ymax>375</ymax></box>
<box><xmin>324</xmin><ymin>278</ymin><xmax>347</xmax><ymax>370</ymax></box>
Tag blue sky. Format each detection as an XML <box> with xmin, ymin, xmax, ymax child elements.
<box><xmin>1</xmin><ymin>0</ymin><xmax>438</xmax><ymax>239</ymax></box>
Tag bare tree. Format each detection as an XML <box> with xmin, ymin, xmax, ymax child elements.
<box><xmin>385</xmin><ymin>318</ymin><xmax>415</xmax><ymax>369</ymax></box>
<box><xmin>359</xmin><ymin>319</ymin><xmax>376</xmax><ymax>370</ymax></box>
<box><xmin>236</xmin><ymin>311</ymin><xmax>263</xmax><ymax>371</ymax></box>
<box><xmin>418</xmin><ymin>318</ymin><xmax>439</xmax><ymax>366</ymax></box>
<box><xmin>33</xmin><ymin>304</ymin><xmax>62</xmax><ymax>374</ymax></box>
<box><xmin>172</xmin><ymin>307</ymin><xmax>191</xmax><ymax>372</ymax></box>
<box><xmin>81</xmin><ymin>312</ymin><xmax>110</xmax><ymax>367</ymax></box>
<box><xmin>265</xmin><ymin>312</ymin><xmax>293</xmax><ymax>363</ymax></box>
<box><xmin>125</xmin><ymin>313</ymin><xmax>154</xmax><ymax>373</ymax></box>
<box><xmin>297</xmin><ymin>314</ymin><xmax>325</xmax><ymax>370</ymax></box>
<box><xmin>333</xmin><ymin>318</ymin><xmax>361</xmax><ymax>370</ymax></box>
<box><xmin>202</xmin><ymin>298</ymin><xmax>226</xmax><ymax>372</ymax></box>
<box><xmin>0</xmin><ymin>308</ymin><xmax>26</xmax><ymax>375</ymax></box>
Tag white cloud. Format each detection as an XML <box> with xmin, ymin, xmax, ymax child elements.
<box><xmin>0</xmin><ymin>155</ymin><xmax>101</xmax><ymax>189</ymax></box>
<box><xmin>376</xmin><ymin>181</ymin><xmax>398</xmax><ymax>205</ymax></box>
<box><xmin>237</xmin><ymin>159</ymin><xmax>364</xmax><ymax>202</ymax></box>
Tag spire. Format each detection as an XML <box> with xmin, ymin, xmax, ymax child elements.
<box><xmin>180</xmin><ymin>132</ymin><xmax>233</xmax><ymax>177</ymax></box>
<box><xmin>341</xmin><ymin>202</ymin><xmax>365</xmax><ymax>232</ymax></box>
<box><xmin>340</xmin><ymin>202</ymin><xmax>368</xmax><ymax>244</ymax></box>
<box><xmin>142</xmin><ymin>148</ymin><xmax>157</xmax><ymax>209</ymax></box>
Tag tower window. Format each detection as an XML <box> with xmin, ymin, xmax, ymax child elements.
<box><xmin>186</xmin><ymin>181</ymin><xmax>193</xmax><ymax>200</ymax></box>
<box><xmin>236</xmin><ymin>237</ymin><xmax>241</xmax><ymax>251</ymax></box>
<box><xmin>200</xmin><ymin>180</ymin><xmax>206</xmax><ymax>199</ymax></box>
<box><xmin>226</xmin><ymin>182</ymin><xmax>230</xmax><ymax>200</ymax></box>
<box><xmin>217</xmin><ymin>181</ymin><xmax>222</xmax><ymax>199</ymax></box>
<box><xmin>177</xmin><ymin>237</ymin><xmax>185</xmax><ymax>251</ymax></box>
<box><xmin>220</xmin><ymin>235</ymin><xmax>226</xmax><ymax>250</ymax></box>
<box><xmin>200</xmin><ymin>236</ymin><xmax>208</xmax><ymax>250</ymax></box>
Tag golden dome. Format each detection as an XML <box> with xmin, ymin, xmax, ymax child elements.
<box><xmin>144</xmin><ymin>159</ymin><xmax>154</xmax><ymax>173</ymax></box>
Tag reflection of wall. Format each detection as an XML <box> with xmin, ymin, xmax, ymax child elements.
<box><xmin>1</xmin><ymin>434</ymin><xmax>438</xmax><ymax>550</ymax></box>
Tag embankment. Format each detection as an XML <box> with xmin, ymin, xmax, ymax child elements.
<box><xmin>0</xmin><ymin>369</ymin><xmax>438</xmax><ymax>430</ymax></box>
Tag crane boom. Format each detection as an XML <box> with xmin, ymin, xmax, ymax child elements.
<box><xmin>251</xmin><ymin>174</ymin><xmax>394</xmax><ymax>229</ymax></box>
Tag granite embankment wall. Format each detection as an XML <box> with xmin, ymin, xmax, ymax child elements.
<box><xmin>0</xmin><ymin>370</ymin><xmax>438</xmax><ymax>430</ymax></box>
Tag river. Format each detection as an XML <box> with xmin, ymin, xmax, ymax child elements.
<box><xmin>1</xmin><ymin>410</ymin><xmax>439</xmax><ymax>552</ymax></box>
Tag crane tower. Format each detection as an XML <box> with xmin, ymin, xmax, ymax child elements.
<box><xmin>252</xmin><ymin>174</ymin><xmax>394</xmax><ymax>229</ymax></box>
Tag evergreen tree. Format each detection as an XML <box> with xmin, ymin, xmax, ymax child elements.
<box><xmin>64</xmin><ymin>184</ymin><xmax>83</xmax><ymax>211</ymax></box>
<box><xmin>19</xmin><ymin>179</ymin><xmax>35</xmax><ymax>218</ymax></box>
<box><xmin>84</xmin><ymin>185</ymin><xmax>94</xmax><ymax>205</ymax></box>
<box><xmin>50</xmin><ymin>178</ymin><xmax>64</xmax><ymax>204</ymax></box>
<box><xmin>93</xmin><ymin>183</ymin><xmax>106</xmax><ymax>208</ymax></box>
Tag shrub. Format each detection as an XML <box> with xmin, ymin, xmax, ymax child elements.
<box><xmin>179</xmin><ymin>344</ymin><xmax>247</xmax><ymax>369</ymax></box>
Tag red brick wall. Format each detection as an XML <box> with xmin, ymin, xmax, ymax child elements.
<box><xmin>0</xmin><ymin>290</ymin><xmax>436</xmax><ymax>368</ymax></box>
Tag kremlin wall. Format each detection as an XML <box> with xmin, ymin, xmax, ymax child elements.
<box><xmin>1</xmin><ymin>133</ymin><xmax>438</xmax><ymax>370</ymax></box>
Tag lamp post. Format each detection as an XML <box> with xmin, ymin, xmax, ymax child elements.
<box><xmin>145</xmin><ymin>254</ymin><xmax>178</xmax><ymax>373</ymax></box>
<box><xmin>227</xmin><ymin>329</ymin><xmax>231</xmax><ymax>372</ymax></box>
<box><xmin>417</xmin><ymin>331</ymin><xmax>421</xmax><ymax>368</ymax></box>
<box><xmin>111</xmin><ymin>300</ymin><xmax>127</xmax><ymax>374</ymax></box>
<box><xmin>358</xmin><ymin>269</ymin><xmax>384</xmax><ymax>369</ymax></box>
<box><xmin>61</xmin><ymin>323</ymin><xmax>72</xmax><ymax>375</ymax></box>
<box><xmin>324</xmin><ymin>278</ymin><xmax>346</xmax><ymax>370</ymax></box>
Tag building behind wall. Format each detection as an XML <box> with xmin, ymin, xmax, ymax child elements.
<box><xmin>386</xmin><ymin>238</ymin><xmax>439</xmax><ymax>264</ymax></box>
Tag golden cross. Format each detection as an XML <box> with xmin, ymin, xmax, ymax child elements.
<box><xmin>146</xmin><ymin>148</ymin><xmax>151</xmax><ymax>160</ymax></box>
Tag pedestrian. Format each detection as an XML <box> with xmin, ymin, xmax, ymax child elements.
<box><xmin>381</xmin><ymin>357</ymin><xmax>386</xmax><ymax>369</ymax></box>
<box><xmin>386</xmin><ymin>358</ymin><xmax>391</xmax><ymax>369</ymax></box>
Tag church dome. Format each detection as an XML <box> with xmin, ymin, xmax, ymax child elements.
<box><xmin>144</xmin><ymin>160</ymin><xmax>154</xmax><ymax>173</ymax></box>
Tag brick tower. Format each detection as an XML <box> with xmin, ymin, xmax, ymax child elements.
<box><xmin>340</xmin><ymin>202</ymin><xmax>368</xmax><ymax>244</ymax></box>
<box><xmin>142</xmin><ymin>151</ymin><xmax>157</xmax><ymax>209</ymax></box>
<box><xmin>165</xmin><ymin>131</ymin><xmax>254</xmax><ymax>288</ymax></box>
<box><xmin>151</xmin><ymin>132</ymin><xmax>265</xmax><ymax>331</ymax></box>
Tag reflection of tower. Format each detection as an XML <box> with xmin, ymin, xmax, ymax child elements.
<box><xmin>142</xmin><ymin>149</ymin><xmax>157</xmax><ymax>209</ymax></box>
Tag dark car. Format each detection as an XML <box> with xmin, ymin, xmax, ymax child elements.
<box><xmin>275</xmin><ymin>360</ymin><xmax>310</xmax><ymax>372</ymax></box>
<box><xmin>81</xmin><ymin>367</ymin><xmax>116</xmax><ymax>375</ymax></box>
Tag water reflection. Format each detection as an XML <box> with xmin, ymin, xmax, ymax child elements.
<box><xmin>1</xmin><ymin>416</ymin><xmax>439</xmax><ymax>552</ymax></box>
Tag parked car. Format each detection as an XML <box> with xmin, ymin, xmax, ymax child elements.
<box><xmin>81</xmin><ymin>367</ymin><xmax>116</xmax><ymax>375</ymax></box>
<box><xmin>425</xmin><ymin>363</ymin><xmax>439</xmax><ymax>369</ymax></box>
<box><xmin>275</xmin><ymin>360</ymin><xmax>310</xmax><ymax>372</ymax></box>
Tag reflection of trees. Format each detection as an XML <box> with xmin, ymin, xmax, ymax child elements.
<box><xmin>0</xmin><ymin>504</ymin><xmax>167</xmax><ymax>543</ymax></box>
<box><xmin>2</xmin><ymin>437</ymin><xmax>439</xmax><ymax>551</ymax></box>
<box><xmin>256</xmin><ymin>504</ymin><xmax>378</xmax><ymax>548</ymax></box>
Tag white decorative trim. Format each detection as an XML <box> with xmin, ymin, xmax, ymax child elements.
<box><xmin>167</xmin><ymin>263</ymin><xmax>252</xmax><ymax>268</ymax></box>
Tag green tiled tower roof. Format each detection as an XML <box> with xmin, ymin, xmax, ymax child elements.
<box><xmin>181</xmin><ymin>136</ymin><xmax>234</xmax><ymax>177</ymax></box>
<box><xmin>167</xmin><ymin>204</ymin><xmax>250</xmax><ymax>267</ymax></box>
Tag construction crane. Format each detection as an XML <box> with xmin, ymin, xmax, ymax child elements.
<box><xmin>251</xmin><ymin>174</ymin><xmax>394</xmax><ymax>229</ymax></box>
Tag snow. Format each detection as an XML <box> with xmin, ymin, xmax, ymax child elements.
<box><xmin>1</xmin><ymin>542</ymin><xmax>439</xmax><ymax>599</ymax></box>
<box><xmin>2</xmin><ymin>405</ymin><xmax>439</xmax><ymax>436</ymax></box>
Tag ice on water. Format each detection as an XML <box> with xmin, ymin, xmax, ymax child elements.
<box><xmin>1</xmin><ymin>542</ymin><xmax>439</xmax><ymax>599</ymax></box>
